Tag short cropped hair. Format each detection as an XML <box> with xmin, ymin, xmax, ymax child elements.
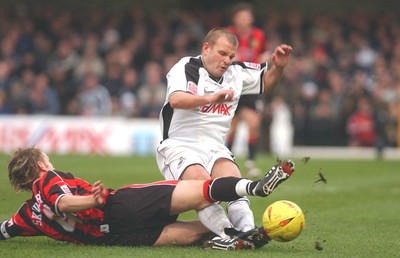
<box><xmin>8</xmin><ymin>147</ymin><xmax>43</xmax><ymax>192</ymax></box>
<box><xmin>231</xmin><ymin>2</ymin><xmax>254</xmax><ymax>18</ymax></box>
<box><xmin>203</xmin><ymin>27</ymin><xmax>238</xmax><ymax>48</ymax></box>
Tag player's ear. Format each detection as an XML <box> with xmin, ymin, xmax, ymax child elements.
<box><xmin>202</xmin><ymin>42</ymin><xmax>210</xmax><ymax>55</ymax></box>
<box><xmin>37</xmin><ymin>161</ymin><xmax>47</xmax><ymax>171</ymax></box>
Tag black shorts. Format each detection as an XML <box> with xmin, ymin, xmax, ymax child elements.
<box><xmin>236</xmin><ymin>94</ymin><xmax>259</xmax><ymax>112</ymax></box>
<box><xmin>102</xmin><ymin>181</ymin><xmax>179</xmax><ymax>247</ymax></box>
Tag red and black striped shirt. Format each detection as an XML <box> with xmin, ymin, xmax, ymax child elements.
<box><xmin>226</xmin><ymin>26</ymin><xmax>267</xmax><ymax>63</ymax></box>
<box><xmin>1</xmin><ymin>170</ymin><xmax>108</xmax><ymax>244</ymax></box>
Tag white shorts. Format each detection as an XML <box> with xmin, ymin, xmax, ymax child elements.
<box><xmin>156</xmin><ymin>139</ymin><xmax>235</xmax><ymax>180</ymax></box>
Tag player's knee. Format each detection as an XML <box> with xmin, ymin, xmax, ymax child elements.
<box><xmin>181</xmin><ymin>165</ymin><xmax>210</xmax><ymax>180</ymax></box>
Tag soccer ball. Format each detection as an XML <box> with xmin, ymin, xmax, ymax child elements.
<box><xmin>262</xmin><ymin>200</ymin><xmax>305</xmax><ymax>242</ymax></box>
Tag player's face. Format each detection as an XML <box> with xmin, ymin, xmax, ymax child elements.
<box><xmin>233</xmin><ymin>10</ymin><xmax>254</xmax><ymax>30</ymax></box>
<box><xmin>202</xmin><ymin>36</ymin><xmax>237</xmax><ymax>79</ymax></box>
<box><xmin>40</xmin><ymin>152</ymin><xmax>55</xmax><ymax>171</ymax></box>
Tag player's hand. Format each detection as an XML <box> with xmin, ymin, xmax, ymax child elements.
<box><xmin>212</xmin><ymin>89</ymin><xmax>234</xmax><ymax>103</ymax></box>
<box><xmin>271</xmin><ymin>44</ymin><xmax>293</xmax><ymax>68</ymax></box>
<box><xmin>91</xmin><ymin>180</ymin><xmax>105</xmax><ymax>206</ymax></box>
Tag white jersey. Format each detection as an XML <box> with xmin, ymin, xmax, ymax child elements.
<box><xmin>159</xmin><ymin>55</ymin><xmax>267</xmax><ymax>145</ymax></box>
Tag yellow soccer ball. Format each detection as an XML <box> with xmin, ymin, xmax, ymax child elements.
<box><xmin>262</xmin><ymin>200</ymin><xmax>305</xmax><ymax>242</ymax></box>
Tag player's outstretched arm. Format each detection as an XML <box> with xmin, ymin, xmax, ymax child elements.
<box><xmin>57</xmin><ymin>181</ymin><xmax>106</xmax><ymax>213</ymax></box>
<box><xmin>263</xmin><ymin>44</ymin><xmax>293</xmax><ymax>93</ymax></box>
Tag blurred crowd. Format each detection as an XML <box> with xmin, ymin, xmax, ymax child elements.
<box><xmin>0</xmin><ymin>4</ymin><xmax>398</xmax><ymax>148</ymax></box>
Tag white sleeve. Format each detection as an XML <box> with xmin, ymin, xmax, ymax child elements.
<box><xmin>166</xmin><ymin>57</ymin><xmax>191</xmax><ymax>98</ymax></box>
<box><xmin>240</xmin><ymin>62</ymin><xmax>267</xmax><ymax>95</ymax></box>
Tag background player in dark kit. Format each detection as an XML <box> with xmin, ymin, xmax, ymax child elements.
<box><xmin>226</xmin><ymin>2</ymin><xmax>268</xmax><ymax>177</ymax></box>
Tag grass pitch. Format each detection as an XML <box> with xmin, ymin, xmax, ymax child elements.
<box><xmin>0</xmin><ymin>153</ymin><xmax>399</xmax><ymax>257</ymax></box>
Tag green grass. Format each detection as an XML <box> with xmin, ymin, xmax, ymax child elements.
<box><xmin>1</xmin><ymin>153</ymin><xmax>399</xmax><ymax>257</ymax></box>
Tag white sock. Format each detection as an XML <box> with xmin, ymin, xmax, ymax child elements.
<box><xmin>197</xmin><ymin>203</ymin><xmax>232</xmax><ymax>238</ymax></box>
<box><xmin>235</xmin><ymin>178</ymin><xmax>254</xmax><ymax>197</ymax></box>
<box><xmin>227</xmin><ymin>197</ymin><xmax>255</xmax><ymax>232</ymax></box>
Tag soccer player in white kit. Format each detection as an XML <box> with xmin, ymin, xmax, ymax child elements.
<box><xmin>156</xmin><ymin>27</ymin><xmax>293</xmax><ymax>248</ymax></box>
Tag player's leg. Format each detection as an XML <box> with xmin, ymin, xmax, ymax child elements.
<box><xmin>169</xmin><ymin>176</ymin><xmax>254</xmax><ymax>242</ymax></box>
<box><xmin>167</xmin><ymin>160</ymin><xmax>295</xmax><ymax>248</ymax></box>
<box><xmin>153</xmin><ymin>219</ymin><xmax>254</xmax><ymax>250</ymax></box>
<box><xmin>170</xmin><ymin>171</ymin><xmax>292</xmax><ymax>213</ymax></box>
<box><xmin>153</xmin><ymin>220</ymin><xmax>214</xmax><ymax>246</ymax></box>
<box><xmin>169</xmin><ymin>160</ymin><xmax>295</xmax><ymax>221</ymax></box>
<box><xmin>213</xmin><ymin>158</ymin><xmax>295</xmax><ymax>248</ymax></box>
<box><xmin>211</xmin><ymin>158</ymin><xmax>255</xmax><ymax>232</ymax></box>
<box><xmin>157</xmin><ymin>141</ymin><xmax>234</xmax><ymax>239</ymax></box>
<box><xmin>242</xmin><ymin>107</ymin><xmax>261</xmax><ymax>160</ymax></box>
<box><xmin>179</xmin><ymin>165</ymin><xmax>233</xmax><ymax>239</ymax></box>
<box><xmin>226</xmin><ymin>112</ymin><xmax>241</xmax><ymax>150</ymax></box>
<box><xmin>241</xmin><ymin>106</ymin><xmax>262</xmax><ymax>177</ymax></box>
<box><xmin>169</xmin><ymin>180</ymin><xmax>210</xmax><ymax>213</ymax></box>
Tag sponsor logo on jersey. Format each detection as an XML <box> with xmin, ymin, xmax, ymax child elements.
<box><xmin>187</xmin><ymin>81</ymin><xmax>198</xmax><ymax>95</ymax></box>
<box><xmin>32</xmin><ymin>194</ymin><xmax>43</xmax><ymax>226</ymax></box>
<box><xmin>244</xmin><ymin>62</ymin><xmax>261</xmax><ymax>69</ymax></box>
<box><xmin>61</xmin><ymin>185</ymin><xmax>72</xmax><ymax>195</ymax></box>
<box><xmin>201</xmin><ymin>103</ymin><xmax>232</xmax><ymax>115</ymax></box>
<box><xmin>34</xmin><ymin>193</ymin><xmax>43</xmax><ymax>204</ymax></box>
<box><xmin>100</xmin><ymin>224</ymin><xmax>110</xmax><ymax>233</ymax></box>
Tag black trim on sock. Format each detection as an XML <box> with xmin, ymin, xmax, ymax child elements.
<box><xmin>248</xmin><ymin>181</ymin><xmax>259</xmax><ymax>196</ymax></box>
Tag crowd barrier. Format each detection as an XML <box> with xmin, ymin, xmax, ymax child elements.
<box><xmin>0</xmin><ymin>115</ymin><xmax>161</xmax><ymax>156</ymax></box>
<box><xmin>1</xmin><ymin>116</ymin><xmax>399</xmax><ymax>159</ymax></box>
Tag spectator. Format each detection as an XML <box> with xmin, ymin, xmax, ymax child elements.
<box><xmin>269</xmin><ymin>96</ymin><xmax>293</xmax><ymax>156</ymax></box>
<box><xmin>0</xmin><ymin>4</ymin><xmax>397</xmax><ymax>148</ymax></box>
<box><xmin>137</xmin><ymin>61</ymin><xmax>167</xmax><ymax>118</ymax></box>
<box><xmin>0</xmin><ymin>37</ymin><xmax>18</xmax><ymax>67</ymax></box>
<box><xmin>77</xmin><ymin>73</ymin><xmax>112</xmax><ymax>116</ymax></box>
<box><xmin>73</xmin><ymin>46</ymin><xmax>106</xmax><ymax>83</ymax></box>
<box><xmin>0</xmin><ymin>60</ymin><xmax>13</xmax><ymax>93</ymax></box>
<box><xmin>15</xmin><ymin>51</ymin><xmax>39</xmax><ymax>75</ymax></box>
<box><xmin>119</xmin><ymin>67</ymin><xmax>140</xmax><ymax>117</ymax></box>
<box><xmin>47</xmin><ymin>39</ymin><xmax>79</xmax><ymax>79</ymax></box>
<box><xmin>32</xmin><ymin>32</ymin><xmax>53</xmax><ymax>73</ymax></box>
<box><xmin>346</xmin><ymin>96</ymin><xmax>377</xmax><ymax>147</ymax></box>
<box><xmin>99</xmin><ymin>22</ymin><xmax>121</xmax><ymax>54</ymax></box>
<box><xmin>306</xmin><ymin>89</ymin><xmax>339</xmax><ymax>146</ymax></box>
<box><xmin>385</xmin><ymin>101</ymin><xmax>398</xmax><ymax>147</ymax></box>
<box><xmin>8</xmin><ymin>69</ymin><xmax>34</xmax><ymax>114</ymax></box>
<box><xmin>28</xmin><ymin>73</ymin><xmax>60</xmax><ymax>114</ymax></box>
<box><xmin>0</xmin><ymin>89</ymin><xmax>11</xmax><ymax>114</ymax></box>
<box><xmin>50</xmin><ymin>67</ymin><xmax>76</xmax><ymax>114</ymax></box>
<box><xmin>101</xmin><ymin>63</ymin><xmax>121</xmax><ymax>97</ymax></box>
<box><xmin>172</xmin><ymin>9</ymin><xmax>206</xmax><ymax>55</ymax></box>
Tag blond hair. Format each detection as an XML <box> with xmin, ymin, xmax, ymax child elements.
<box><xmin>8</xmin><ymin>147</ymin><xmax>43</xmax><ymax>192</ymax></box>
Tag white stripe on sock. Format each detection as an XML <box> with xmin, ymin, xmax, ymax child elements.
<box><xmin>235</xmin><ymin>179</ymin><xmax>254</xmax><ymax>197</ymax></box>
